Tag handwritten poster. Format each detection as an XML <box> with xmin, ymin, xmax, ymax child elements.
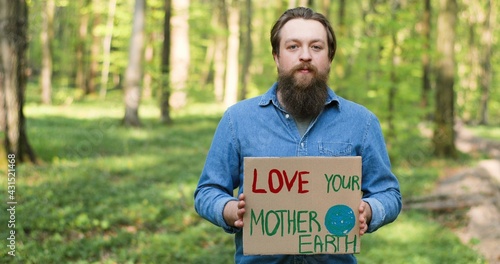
<box><xmin>243</xmin><ymin>157</ymin><xmax>362</xmax><ymax>255</ymax></box>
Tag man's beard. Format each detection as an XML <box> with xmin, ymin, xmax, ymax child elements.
<box><xmin>277</xmin><ymin>63</ymin><xmax>329</xmax><ymax>120</ymax></box>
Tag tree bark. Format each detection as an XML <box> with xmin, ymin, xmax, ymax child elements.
<box><xmin>213</xmin><ymin>0</ymin><xmax>227</xmax><ymax>103</ymax></box>
<box><xmin>160</xmin><ymin>0</ymin><xmax>172</xmax><ymax>124</ymax></box>
<box><xmin>223</xmin><ymin>0</ymin><xmax>239</xmax><ymax>107</ymax></box>
<box><xmin>420</xmin><ymin>0</ymin><xmax>432</xmax><ymax>111</ymax></box>
<box><xmin>75</xmin><ymin>0</ymin><xmax>90</xmax><ymax>92</ymax></box>
<box><xmin>99</xmin><ymin>0</ymin><xmax>117</xmax><ymax>99</ymax></box>
<box><xmin>122</xmin><ymin>0</ymin><xmax>145</xmax><ymax>127</ymax></box>
<box><xmin>169</xmin><ymin>0</ymin><xmax>190</xmax><ymax>109</ymax></box>
<box><xmin>239</xmin><ymin>0</ymin><xmax>252</xmax><ymax>101</ymax></box>
<box><xmin>433</xmin><ymin>0</ymin><xmax>457</xmax><ymax>157</ymax></box>
<box><xmin>478</xmin><ymin>0</ymin><xmax>494</xmax><ymax>125</ymax></box>
<box><xmin>321</xmin><ymin>0</ymin><xmax>331</xmax><ymax>18</ymax></box>
<box><xmin>88</xmin><ymin>0</ymin><xmax>101</xmax><ymax>94</ymax></box>
<box><xmin>40</xmin><ymin>0</ymin><xmax>54</xmax><ymax>104</ymax></box>
<box><xmin>388</xmin><ymin>0</ymin><xmax>401</xmax><ymax>148</ymax></box>
<box><xmin>0</xmin><ymin>0</ymin><xmax>37</xmax><ymax>163</ymax></box>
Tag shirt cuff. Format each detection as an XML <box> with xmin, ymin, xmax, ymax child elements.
<box><xmin>362</xmin><ymin>197</ymin><xmax>385</xmax><ymax>233</ymax></box>
<box><xmin>216</xmin><ymin>197</ymin><xmax>240</xmax><ymax>234</ymax></box>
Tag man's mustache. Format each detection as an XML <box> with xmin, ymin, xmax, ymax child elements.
<box><xmin>291</xmin><ymin>63</ymin><xmax>318</xmax><ymax>73</ymax></box>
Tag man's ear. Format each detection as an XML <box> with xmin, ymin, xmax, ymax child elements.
<box><xmin>273</xmin><ymin>53</ymin><xmax>280</xmax><ymax>67</ymax></box>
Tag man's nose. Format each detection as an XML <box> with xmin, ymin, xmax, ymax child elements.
<box><xmin>299</xmin><ymin>48</ymin><xmax>312</xmax><ymax>61</ymax></box>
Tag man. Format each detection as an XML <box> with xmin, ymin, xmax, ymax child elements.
<box><xmin>194</xmin><ymin>7</ymin><xmax>402</xmax><ymax>263</ymax></box>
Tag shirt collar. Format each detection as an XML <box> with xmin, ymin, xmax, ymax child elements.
<box><xmin>258</xmin><ymin>82</ymin><xmax>341</xmax><ymax>110</ymax></box>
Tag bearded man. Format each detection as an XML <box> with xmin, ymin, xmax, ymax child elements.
<box><xmin>194</xmin><ymin>7</ymin><xmax>402</xmax><ymax>264</ymax></box>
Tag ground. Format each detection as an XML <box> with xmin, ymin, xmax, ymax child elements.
<box><xmin>407</xmin><ymin>124</ymin><xmax>500</xmax><ymax>263</ymax></box>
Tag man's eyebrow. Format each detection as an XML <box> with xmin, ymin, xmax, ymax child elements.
<box><xmin>284</xmin><ymin>38</ymin><xmax>326</xmax><ymax>44</ymax></box>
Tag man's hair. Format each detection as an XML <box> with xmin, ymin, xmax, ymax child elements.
<box><xmin>270</xmin><ymin>7</ymin><xmax>337</xmax><ymax>61</ymax></box>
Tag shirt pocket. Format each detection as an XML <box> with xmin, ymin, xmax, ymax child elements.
<box><xmin>319</xmin><ymin>142</ymin><xmax>353</xmax><ymax>156</ymax></box>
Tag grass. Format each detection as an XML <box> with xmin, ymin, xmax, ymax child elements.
<box><xmin>0</xmin><ymin>97</ymin><xmax>487</xmax><ymax>263</ymax></box>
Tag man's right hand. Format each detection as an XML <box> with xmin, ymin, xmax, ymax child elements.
<box><xmin>223</xmin><ymin>193</ymin><xmax>246</xmax><ymax>228</ymax></box>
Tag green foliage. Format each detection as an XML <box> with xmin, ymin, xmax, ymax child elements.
<box><xmin>466</xmin><ymin>125</ymin><xmax>500</xmax><ymax>140</ymax></box>
<box><xmin>3</xmin><ymin>0</ymin><xmax>497</xmax><ymax>262</ymax></box>
<box><xmin>358</xmin><ymin>212</ymin><xmax>485</xmax><ymax>264</ymax></box>
<box><xmin>0</xmin><ymin>99</ymin><xmax>487</xmax><ymax>263</ymax></box>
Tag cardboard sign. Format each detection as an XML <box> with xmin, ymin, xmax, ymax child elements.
<box><xmin>243</xmin><ymin>157</ymin><xmax>362</xmax><ymax>255</ymax></box>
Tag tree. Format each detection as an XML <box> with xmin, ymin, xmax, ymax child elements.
<box><xmin>321</xmin><ymin>0</ymin><xmax>331</xmax><ymax>18</ymax></box>
<box><xmin>420</xmin><ymin>0</ymin><xmax>432</xmax><ymax>111</ymax></box>
<box><xmin>88</xmin><ymin>0</ymin><xmax>102</xmax><ymax>95</ymax></box>
<box><xmin>99</xmin><ymin>0</ymin><xmax>117</xmax><ymax>99</ymax></box>
<box><xmin>40</xmin><ymin>0</ymin><xmax>55</xmax><ymax>104</ymax></box>
<box><xmin>433</xmin><ymin>0</ymin><xmax>457</xmax><ymax>157</ymax></box>
<box><xmin>75</xmin><ymin>0</ymin><xmax>91</xmax><ymax>92</ymax></box>
<box><xmin>387</xmin><ymin>0</ymin><xmax>402</xmax><ymax>146</ymax></box>
<box><xmin>122</xmin><ymin>0</ymin><xmax>146</xmax><ymax>127</ymax></box>
<box><xmin>239</xmin><ymin>0</ymin><xmax>252</xmax><ymax>101</ymax></box>
<box><xmin>0</xmin><ymin>0</ymin><xmax>37</xmax><ymax>163</ymax></box>
<box><xmin>478</xmin><ymin>0</ymin><xmax>494</xmax><ymax>125</ymax></box>
<box><xmin>223</xmin><ymin>0</ymin><xmax>240</xmax><ymax>107</ymax></box>
<box><xmin>169</xmin><ymin>0</ymin><xmax>190</xmax><ymax>109</ymax></box>
<box><xmin>160</xmin><ymin>0</ymin><xmax>172</xmax><ymax>124</ymax></box>
<box><xmin>213</xmin><ymin>0</ymin><xmax>227</xmax><ymax>103</ymax></box>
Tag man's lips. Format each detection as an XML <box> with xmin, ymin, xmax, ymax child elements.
<box><xmin>293</xmin><ymin>64</ymin><xmax>316</xmax><ymax>74</ymax></box>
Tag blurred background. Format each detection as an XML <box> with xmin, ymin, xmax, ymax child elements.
<box><xmin>0</xmin><ymin>0</ymin><xmax>498</xmax><ymax>263</ymax></box>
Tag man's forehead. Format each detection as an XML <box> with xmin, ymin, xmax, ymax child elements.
<box><xmin>280</xmin><ymin>19</ymin><xmax>327</xmax><ymax>42</ymax></box>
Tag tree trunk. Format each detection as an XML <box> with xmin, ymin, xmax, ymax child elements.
<box><xmin>458</xmin><ymin>0</ymin><xmax>481</xmax><ymax>124</ymax></box>
<box><xmin>40</xmin><ymin>0</ymin><xmax>54</xmax><ymax>104</ymax></box>
<box><xmin>388</xmin><ymin>0</ymin><xmax>401</xmax><ymax>148</ymax></box>
<box><xmin>160</xmin><ymin>0</ymin><xmax>172</xmax><ymax>124</ymax></box>
<box><xmin>334</xmin><ymin>0</ymin><xmax>347</xmax><ymax>87</ymax></box>
<box><xmin>223</xmin><ymin>0</ymin><xmax>239</xmax><ymax>107</ymax></box>
<box><xmin>478</xmin><ymin>0</ymin><xmax>494</xmax><ymax>125</ymax></box>
<box><xmin>321</xmin><ymin>0</ymin><xmax>331</xmax><ymax>18</ymax></box>
<box><xmin>239</xmin><ymin>0</ymin><xmax>252</xmax><ymax>101</ymax></box>
<box><xmin>213</xmin><ymin>0</ymin><xmax>227</xmax><ymax>103</ymax></box>
<box><xmin>338</xmin><ymin>0</ymin><xmax>346</xmax><ymax>31</ymax></box>
<box><xmin>122</xmin><ymin>0</ymin><xmax>145</xmax><ymax>127</ymax></box>
<box><xmin>99</xmin><ymin>0</ymin><xmax>117</xmax><ymax>99</ymax></box>
<box><xmin>0</xmin><ymin>0</ymin><xmax>37</xmax><ymax>163</ymax></box>
<box><xmin>169</xmin><ymin>0</ymin><xmax>190</xmax><ymax>109</ymax></box>
<box><xmin>361</xmin><ymin>0</ymin><xmax>380</xmax><ymax>89</ymax></box>
<box><xmin>420</xmin><ymin>0</ymin><xmax>432</xmax><ymax>112</ymax></box>
<box><xmin>88</xmin><ymin>0</ymin><xmax>101</xmax><ymax>94</ymax></box>
<box><xmin>433</xmin><ymin>0</ymin><xmax>457</xmax><ymax>158</ymax></box>
<box><xmin>75</xmin><ymin>0</ymin><xmax>90</xmax><ymax>92</ymax></box>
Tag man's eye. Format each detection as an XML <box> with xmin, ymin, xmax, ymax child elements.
<box><xmin>312</xmin><ymin>45</ymin><xmax>323</xmax><ymax>50</ymax></box>
<box><xmin>288</xmin><ymin>45</ymin><xmax>298</xmax><ymax>50</ymax></box>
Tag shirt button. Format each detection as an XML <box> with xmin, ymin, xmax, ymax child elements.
<box><xmin>301</xmin><ymin>142</ymin><xmax>305</xmax><ymax>148</ymax></box>
<box><xmin>285</xmin><ymin>114</ymin><xmax>290</xmax><ymax>119</ymax></box>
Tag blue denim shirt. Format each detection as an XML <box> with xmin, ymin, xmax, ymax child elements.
<box><xmin>194</xmin><ymin>83</ymin><xmax>402</xmax><ymax>263</ymax></box>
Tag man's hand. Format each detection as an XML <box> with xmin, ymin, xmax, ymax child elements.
<box><xmin>359</xmin><ymin>200</ymin><xmax>372</xmax><ymax>236</ymax></box>
<box><xmin>223</xmin><ymin>193</ymin><xmax>246</xmax><ymax>228</ymax></box>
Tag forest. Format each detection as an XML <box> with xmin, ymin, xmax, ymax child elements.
<box><xmin>0</xmin><ymin>0</ymin><xmax>499</xmax><ymax>263</ymax></box>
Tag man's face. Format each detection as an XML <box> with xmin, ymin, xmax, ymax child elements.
<box><xmin>274</xmin><ymin>18</ymin><xmax>331</xmax><ymax>120</ymax></box>
<box><xmin>273</xmin><ymin>18</ymin><xmax>331</xmax><ymax>85</ymax></box>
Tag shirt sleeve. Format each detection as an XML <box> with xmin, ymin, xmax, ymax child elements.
<box><xmin>360</xmin><ymin>114</ymin><xmax>402</xmax><ymax>233</ymax></box>
<box><xmin>194</xmin><ymin>110</ymin><xmax>242</xmax><ymax>233</ymax></box>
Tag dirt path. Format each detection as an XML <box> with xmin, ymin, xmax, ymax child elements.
<box><xmin>454</xmin><ymin>126</ymin><xmax>500</xmax><ymax>264</ymax></box>
<box><xmin>406</xmin><ymin>125</ymin><xmax>500</xmax><ymax>263</ymax></box>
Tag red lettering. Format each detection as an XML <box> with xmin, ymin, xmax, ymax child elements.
<box><xmin>252</xmin><ymin>169</ymin><xmax>267</xmax><ymax>193</ymax></box>
<box><xmin>284</xmin><ymin>170</ymin><xmax>298</xmax><ymax>191</ymax></box>
<box><xmin>251</xmin><ymin>168</ymin><xmax>310</xmax><ymax>194</ymax></box>
<box><xmin>298</xmin><ymin>171</ymin><xmax>310</xmax><ymax>193</ymax></box>
<box><xmin>268</xmin><ymin>169</ymin><xmax>284</xmax><ymax>193</ymax></box>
